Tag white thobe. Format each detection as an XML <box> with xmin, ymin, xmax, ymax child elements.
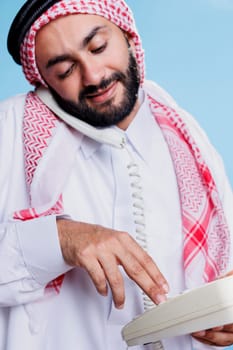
<box><xmin>0</xmin><ymin>84</ymin><xmax>233</xmax><ymax>350</ymax></box>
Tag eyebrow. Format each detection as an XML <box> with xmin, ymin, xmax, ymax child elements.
<box><xmin>46</xmin><ymin>25</ymin><xmax>107</xmax><ymax>69</ymax></box>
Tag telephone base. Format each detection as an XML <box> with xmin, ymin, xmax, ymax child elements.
<box><xmin>122</xmin><ymin>275</ymin><xmax>233</xmax><ymax>346</ymax></box>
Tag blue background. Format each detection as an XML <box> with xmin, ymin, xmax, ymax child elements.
<box><xmin>1</xmin><ymin>0</ymin><xmax>232</xmax><ymax>186</ymax></box>
<box><xmin>0</xmin><ymin>1</ymin><xmax>233</xmax><ymax>348</ymax></box>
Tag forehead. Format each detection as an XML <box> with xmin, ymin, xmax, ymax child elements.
<box><xmin>36</xmin><ymin>13</ymin><xmax>119</xmax><ymax>43</ymax></box>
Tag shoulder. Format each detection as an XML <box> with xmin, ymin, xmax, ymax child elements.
<box><xmin>143</xmin><ymin>80</ymin><xmax>231</xmax><ymax>196</ymax></box>
<box><xmin>0</xmin><ymin>94</ymin><xmax>28</xmax><ymax>159</ymax></box>
<box><xmin>143</xmin><ymin>80</ymin><xmax>178</xmax><ymax>108</ymax></box>
<box><xmin>0</xmin><ymin>94</ymin><xmax>28</xmax><ymax>141</ymax></box>
<box><xmin>143</xmin><ymin>80</ymin><xmax>217</xmax><ymax>157</ymax></box>
<box><xmin>143</xmin><ymin>80</ymin><xmax>211</xmax><ymax>146</ymax></box>
<box><xmin>0</xmin><ymin>93</ymin><xmax>27</xmax><ymax>121</ymax></box>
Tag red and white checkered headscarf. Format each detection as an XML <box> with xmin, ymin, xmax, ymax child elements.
<box><xmin>20</xmin><ymin>0</ymin><xmax>145</xmax><ymax>86</ymax></box>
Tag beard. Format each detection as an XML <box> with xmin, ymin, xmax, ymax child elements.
<box><xmin>49</xmin><ymin>52</ymin><xmax>140</xmax><ymax>127</ymax></box>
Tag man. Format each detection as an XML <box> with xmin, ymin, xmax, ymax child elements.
<box><xmin>0</xmin><ymin>0</ymin><xmax>233</xmax><ymax>349</ymax></box>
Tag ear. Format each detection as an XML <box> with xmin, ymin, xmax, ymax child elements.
<box><xmin>124</xmin><ymin>33</ymin><xmax>136</xmax><ymax>55</ymax></box>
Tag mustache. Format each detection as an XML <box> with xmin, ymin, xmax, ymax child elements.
<box><xmin>79</xmin><ymin>71</ymin><xmax>126</xmax><ymax>100</ymax></box>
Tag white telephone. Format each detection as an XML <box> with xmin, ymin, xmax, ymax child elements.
<box><xmin>122</xmin><ymin>275</ymin><xmax>233</xmax><ymax>346</ymax></box>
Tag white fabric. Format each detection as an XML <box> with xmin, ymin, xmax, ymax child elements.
<box><xmin>0</xmin><ymin>82</ymin><xmax>233</xmax><ymax>350</ymax></box>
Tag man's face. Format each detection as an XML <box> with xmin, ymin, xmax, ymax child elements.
<box><xmin>35</xmin><ymin>14</ymin><xmax>140</xmax><ymax>128</ymax></box>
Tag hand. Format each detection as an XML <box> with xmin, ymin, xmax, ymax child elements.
<box><xmin>57</xmin><ymin>219</ymin><xmax>169</xmax><ymax>309</ymax></box>
<box><xmin>192</xmin><ymin>324</ymin><xmax>233</xmax><ymax>347</ymax></box>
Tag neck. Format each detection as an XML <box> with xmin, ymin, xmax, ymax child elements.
<box><xmin>116</xmin><ymin>97</ymin><xmax>141</xmax><ymax>130</ymax></box>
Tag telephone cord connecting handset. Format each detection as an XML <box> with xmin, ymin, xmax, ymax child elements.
<box><xmin>36</xmin><ymin>87</ymin><xmax>164</xmax><ymax>350</ymax></box>
<box><xmin>125</xmin><ymin>146</ymin><xmax>164</xmax><ymax>350</ymax></box>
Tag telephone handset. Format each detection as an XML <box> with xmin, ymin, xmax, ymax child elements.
<box><xmin>36</xmin><ymin>86</ymin><xmax>126</xmax><ymax>148</ymax></box>
<box><xmin>122</xmin><ymin>275</ymin><xmax>233</xmax><ymax>346</ymax></box>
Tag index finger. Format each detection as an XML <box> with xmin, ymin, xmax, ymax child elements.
<box><xmin>117</xmin><ymin>233</ymin><xmax>169</xmax><ymax>302</ymax></box>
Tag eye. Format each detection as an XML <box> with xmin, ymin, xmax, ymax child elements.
<box><xmin>58</xmin><ymin>63</ymin><xmax>76</xmax><ymax>80</ymax></box>
<box><xmin>91</xmin><ymin>43</ymin><xmax>107</xmax><ymax>54</ymax></box>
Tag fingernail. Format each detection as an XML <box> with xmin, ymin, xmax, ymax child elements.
<box><xmin>101</xmin><ymin>288</ymin><xmax>108</xmax><ymax>296</ymax></box>
<box><xmin>155</xmin><ymin>294</ymin><xmax>167</xmax><ymax>304</ymax></box>
<box><xmin>162</xmin><ymin>283</ymin><xmax>169</xmax><ymax>294</ymax></box>
<box><xmin>193</xmin><ymin>331</ymin><xmax>206</xmax><ymax>337</ymax></box>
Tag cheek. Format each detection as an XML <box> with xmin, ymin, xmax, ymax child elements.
<box><xmin>47</xmin><ymin>74</ymin><xmax>82</xmax><ymax>102</ymax></box>
<box><xmin>101</xmin><ymin>54</ymin><xmax>128</xmax><ymax>81</ymax></box>
<box><xmin>105</xmin><ymin>33</ymin><xmax>130</xmax><ymax>73</ymax></box>
<box><xmin>115</xmin><ymin>55</ymin><xmax>129</xmax><ymax>72</ymax></box>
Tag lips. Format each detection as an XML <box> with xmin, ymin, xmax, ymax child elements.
<box><xmin>85</xmin><ymin>81</ymin><xmax>118</xmax><ymax>104</ymax></box>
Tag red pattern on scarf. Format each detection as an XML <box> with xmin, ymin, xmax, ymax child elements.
<box><xmin>148</xmin><ymin>96</ymin><xmax>229</xmax><ymax>282</ymax></box>
<box><xmin>14</xmin><ymin>93</ymin><xmax>65</xmax><ymax>293</ymax></box>
<box><xmin>20</xmin><ymin>0</ymin><xmax>144</xmax><ymax>86</ymax></box>
<box><xmin>14</xmin><ymin>91</ymin><xmax>230</xmax><ymax>294</ymax></box>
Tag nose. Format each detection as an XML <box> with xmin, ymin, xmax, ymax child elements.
<box><xmin>80</xmin><ymin>57</ymin><xmax>105</xmax><ymax>87</ymax></box>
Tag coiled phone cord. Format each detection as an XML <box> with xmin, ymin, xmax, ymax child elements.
<box><xmin>126</xmin><ymin>146</ymin><xmax>164</xmax><ymax>350</ymax></box>
<box><xmin>34</xmin><ymin>88</ymin><xmax>164</xmax><ymax>348</ymax></box>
